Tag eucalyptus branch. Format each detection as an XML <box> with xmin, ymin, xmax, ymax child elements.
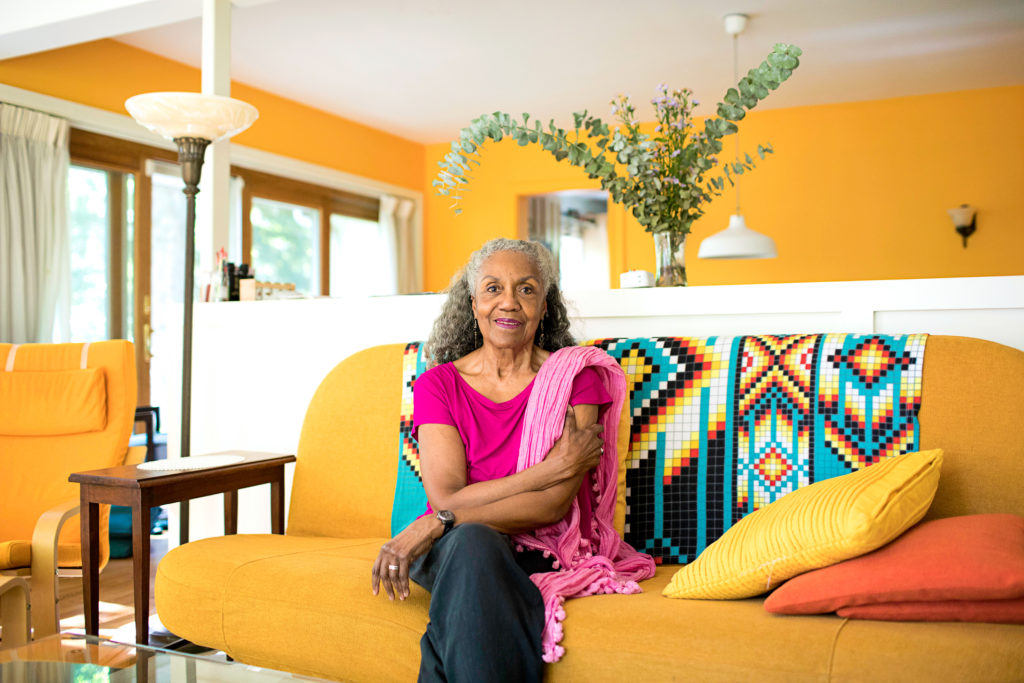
<box><xmin>436</xmin><ymin>43</ymin><xmax>801</xmax><ymax>230</ymax></box>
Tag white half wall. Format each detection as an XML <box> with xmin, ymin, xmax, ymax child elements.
<box><xmin>176</xmin><ymin>275</ymin><xmax>1024</xmax><ymax>542</ymax></box>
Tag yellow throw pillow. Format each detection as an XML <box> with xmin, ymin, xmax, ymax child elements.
<box><xmin>663</xmin><ymin>449</ymin><xmax>943</xmax><ymax>600</ymax></box>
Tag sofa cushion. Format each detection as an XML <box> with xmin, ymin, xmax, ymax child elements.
<box><xmin>663</xmin><ymin>449</ymin><xmax>943</xmax><ymax>599</ymax></box>
<box><xmin>829</xmin><ymin>613</ymin><xmax>1024</xmax><ymax>681</ymax></box>
<box><xmin>0</xmin><ymin>538</ymin><xmax>99</xmax><ymax>570</ymax></box>
<box><xmin>764</xmin><ymin>514</ymin><xmax>1024</xmax><ymax>617</ymax></box>
<box><xmin>157</xmin><ymin>532</ymin><xmax>1024</xmax><ymax>683</ymax></box>
<box><xmin>554</xmin><ymin>568</ymin><xmax>1024</xmax><ymax>682</ymax></box>
<box><xmin>156</xmin><ymin>534</ymin><xmax>428</xmax><ymax>682</ymax></box>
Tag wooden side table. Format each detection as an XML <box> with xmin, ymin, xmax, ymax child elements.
<box><xmin>69</xmin><ymin>451</ymin><xmax>295</xmax><ymax>645</ymax></box>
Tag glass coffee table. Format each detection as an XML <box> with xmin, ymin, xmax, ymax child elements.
<box><xmin>0</xmin><ymin>633</ymin><xmax>329</xmax><ymax>681</ymax></box>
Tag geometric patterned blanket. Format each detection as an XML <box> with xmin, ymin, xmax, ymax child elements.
<box><xmin>391</xmin><ymin>334</ymin><xmax>927</xmax><ymax>565</ymax></box>
<box><xmin>585</xmin><ymin>334</ymin><xmax>927</xmax><ymax>564</ymax></box>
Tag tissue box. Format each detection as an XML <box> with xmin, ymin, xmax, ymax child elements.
<box><xmin>619</xmin><ymin>270</ymin><xmax>655</xmax><ymax>288</ymax></box>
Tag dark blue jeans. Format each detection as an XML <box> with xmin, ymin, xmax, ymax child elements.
<box><xmin>410</xmin><ymin>523</ymin><xmax>552</xmax><ymax>683</ymax></box>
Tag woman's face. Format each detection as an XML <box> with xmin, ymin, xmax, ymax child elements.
<box><xmin>472</xmin><ymin>250</ymin><xmax>547</xmax><ymax>352</ymax></box>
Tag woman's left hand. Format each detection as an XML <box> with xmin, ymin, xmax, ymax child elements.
<box><xmin>371</xmin><ymin>515</ymin><xmax>441</xmax><ymax>601</ymax></box>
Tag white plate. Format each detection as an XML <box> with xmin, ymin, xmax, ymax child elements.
<box><xmin>137</xmin><ymin>454</ymin><xmax>244</xmax><ymax>471</ymax></box>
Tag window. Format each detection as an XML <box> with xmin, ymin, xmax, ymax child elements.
<box><xmin>70</xmin><ymin>128</ymin><xmax>178</xmax><ymax>403</ymax></box>
<box><xmin>67</xmin><ymin>164</ymin><xmax>135</xmax><ymax>342</ymax></box>
<box><xmin>250</xmin><ymin>197</ymin><xmax>321</xmax><ymax>296</ymax></box>
<box><xmin>234</xmin><ymin>167</ymin><xmax>382</xmax><ymax>297</ymax></box>
<box><xmin>64</xmin><ymin>127</ymin><xmax>412</xmax><ymax>478</ymax></box>
<box><xmin>329</xmin><ymin>214</ymin><xmax>397</xmax><ymax>296</ymax></box>
<box><xmin>67</xmin><ymin>128</ymin><xmax>397</xmax><ymax>407</ymax></box>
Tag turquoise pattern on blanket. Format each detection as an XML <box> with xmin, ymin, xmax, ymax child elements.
<box><xmin>390</xmin><ymin>341</ymin><xmax>430</xmax><ymax>535</ymax></box>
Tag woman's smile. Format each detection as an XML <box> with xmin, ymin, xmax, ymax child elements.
<box><xmin>494</xmin><ymin>318</ymin><xmax>523</xmax><ymax>329</ymax></box>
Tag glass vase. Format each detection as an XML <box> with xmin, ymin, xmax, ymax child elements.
<box><xmin>653</xmin><ymin>231</ymin><xmax>688</xmax><ymax>287</ymax></box>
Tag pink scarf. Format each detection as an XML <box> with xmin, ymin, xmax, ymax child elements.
<box><xmin>513</xmin><ymin>345</ymin><xmax>656</xmax><ymax>662</ymax></box>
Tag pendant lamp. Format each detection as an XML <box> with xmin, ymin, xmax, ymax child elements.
<box><xmin>698</xmin><ymin>14</ymin><xmax>778</xmax><ymax>260</ymax></box>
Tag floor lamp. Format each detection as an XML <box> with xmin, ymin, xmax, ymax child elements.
<box><xmin>126</xmin><ymin>92</ymin><xmax>258</xmax><ymax>543</ymax></box>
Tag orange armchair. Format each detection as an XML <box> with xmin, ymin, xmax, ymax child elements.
<box><xmin>0</xmin><ymin>341</ymin><xmax>137</xmax><ymax>640</ymax></box>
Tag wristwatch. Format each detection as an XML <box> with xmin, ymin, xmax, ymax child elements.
<box><xmin>436</xmin><ymin>509</ymin><xmax>455</xmax><ymax>536</ymax></box>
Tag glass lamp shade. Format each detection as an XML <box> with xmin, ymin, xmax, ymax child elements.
<box><xmin>125</xmin><ymin>92</ymin><xmax>258</xmax><ymax>143</ymax></box>
<box><xmin>697</xmin><ymin>214</ymin><xmax>778</xmax><ymax>259</ymax></box>
<box><xmin>947</xmin><ymin>204</ymin><xmax>975</xmax><ymax>228</ymax></box>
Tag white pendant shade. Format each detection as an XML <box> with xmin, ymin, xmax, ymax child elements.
<box><xmin>125</xmin><ymin>92</ymin><xmax>258</xmax><ymax>143</ymax></box>
<box><xmin>698</xmin><ymin>214</ymin><xmax>778</xmax><ymax>259</ymax></box>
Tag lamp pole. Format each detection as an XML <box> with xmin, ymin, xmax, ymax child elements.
<box><xmin>175</xmin><ymin>136</ymin><xmax>210</xmax><ymax>543</ymax></box>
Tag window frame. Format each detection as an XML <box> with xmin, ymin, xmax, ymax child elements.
<box><xmin>233</xmin><ymin>167</ymin><xmax>380</xmax><ymax>296</ymax></box>
<box><xmin>70</xmin><ymin>129</ymin><xmax>177</xmax><ymax>403</ymax></box>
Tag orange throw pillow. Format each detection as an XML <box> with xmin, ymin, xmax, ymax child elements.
<box><xmin>764</xmin><ymin>514</ymin><xmax>1024</xmax><ymax>622</ymax></box>
<box><xmin>837</xmin><ymin>597</ymin><xmax>1024</xmax><ymax>623</ymax></box>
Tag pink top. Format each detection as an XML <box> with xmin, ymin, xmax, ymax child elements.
<box><xmin>413</xmin><ymin>363</ymin><xmax>611</xmax><ymax>495</ymax></box>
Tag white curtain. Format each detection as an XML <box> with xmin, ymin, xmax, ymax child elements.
<box><xmin>379</xmin><ymin>195</ymin><xmax>420</xmax><ymax>294</ymax></box>
<box><xmin>0</xmin><ymin>103</ymin><xmax>70</xmax><ymax>343</ymax></box>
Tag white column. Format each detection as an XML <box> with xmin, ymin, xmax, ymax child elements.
<box><xmin>175</xmin><ymin>0</ymin><xmax>233</xmax><ymax>548</ymax></box>
<box><xmin>198</xmin><ymin>0</ymin><xmax>233</xmax><ymax>274</ymax></box>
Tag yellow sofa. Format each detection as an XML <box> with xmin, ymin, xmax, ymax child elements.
<box><xmin>156</xmin><ymin>335</ymin><xmax>1024</xmax><ymax>681</ymax></box>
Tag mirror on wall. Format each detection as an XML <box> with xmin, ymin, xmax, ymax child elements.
<box><xmin>525</xmin><ymin>190</ymin><xmax>610</xmax><ymax>291</ymax></box>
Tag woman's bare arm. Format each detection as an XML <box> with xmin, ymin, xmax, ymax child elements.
<box><xmin>373</xmin><ymin>405</ymin><xmax>603</xmax><ymax>600</ymax></box>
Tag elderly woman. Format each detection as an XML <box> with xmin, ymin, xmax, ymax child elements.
<box><xmin>372</xmin><ymin>238</ymin><xmax>653</xmax><ymax>682</ymax></box>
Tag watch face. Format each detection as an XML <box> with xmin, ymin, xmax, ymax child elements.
<box><xmin>437</xmin><ymin>510</ymin><xmax>455</xmax><ymax>524</ymax></box>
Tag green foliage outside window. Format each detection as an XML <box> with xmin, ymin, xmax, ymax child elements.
<box><xmin>250</xmin><ymin>198</ymin><xmax>318</xmax><ymax>295</ymax></box>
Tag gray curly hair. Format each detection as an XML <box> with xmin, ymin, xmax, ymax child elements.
<box><xmin>424</xmin><ymin>238</ymin><xmax>575</xmax><ymax>366</ymax></box>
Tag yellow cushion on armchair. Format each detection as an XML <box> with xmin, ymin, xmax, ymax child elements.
<box><xmin>0</xmin><ymin>341</ymin><xmax>137</xmax><ymax>636</ymax></box>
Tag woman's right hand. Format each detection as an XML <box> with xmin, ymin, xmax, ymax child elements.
<box><xmin>371</xmin><ymin>514</ymin><xmax>441</xmax><ymax>601</ymax></box>
<box><xmin>543</xmin><ymin>405</ymin><xmax>604</xmax><ymax>484</ymax></box>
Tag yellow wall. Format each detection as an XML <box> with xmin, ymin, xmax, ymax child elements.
<box><xmin>423</xmin><ymin>86</ymin><xmax>1024</xmax><ymax>292</ymax></box>
<box><xmin>0</xmin><ymin>40</ymin><xmax>424</xmax><ymax>191</ymax></box>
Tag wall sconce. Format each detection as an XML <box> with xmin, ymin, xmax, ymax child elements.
<box><xmin>947</xmin><ymin>204</ymin><xmax>977</xmax><ymax>248</ymax></box>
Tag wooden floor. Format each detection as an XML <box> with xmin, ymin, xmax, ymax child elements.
<box><xmin>57</xmin><ymin>536</ymin><xmax>169</xmax><ymax>643</ymax></box>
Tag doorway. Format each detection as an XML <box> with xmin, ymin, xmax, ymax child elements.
<box><xmin>525</xmin><ymin>190</ymin><xmax>610</xmax><ymax>291</ymax></box>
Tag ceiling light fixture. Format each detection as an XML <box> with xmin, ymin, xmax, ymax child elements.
<box><xmin>698</xmin><ymin>13</ymin><xmax>778</xmax><ymax>260</ymax></box>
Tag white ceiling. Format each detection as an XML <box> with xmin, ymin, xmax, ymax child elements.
<box><xmin>7</xmin><ymin>0</ymin><xmax>1024</xmax><ymax>143</ymax></box>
